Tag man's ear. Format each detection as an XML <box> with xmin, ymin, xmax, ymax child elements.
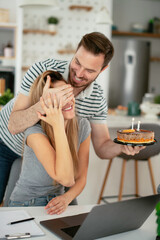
<box><xmin>101</xmin><ymin>65</ymin><xmax>109</xmax><ymax>73</ymax></box>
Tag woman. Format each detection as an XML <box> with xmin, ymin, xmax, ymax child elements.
<box><xmin>9</xmin><ymin>70</ymin><xmax>91</xmax><ymax>215</ymax></box>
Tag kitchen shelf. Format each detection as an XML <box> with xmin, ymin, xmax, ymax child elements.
<box><xmin>69</xmin><ymin>5</ymin><xmax>93</xmax><ymax>11</ymax></box>
<box><xmin>150</xmin><ymin>57</ymin><xmax>160</xmax><ymax>62</ymax></box>
<box><xmin>0</xmin><ymin>66</ymin><xmax>15</xmax><ymax>72</ymax></box>
<box><xmin>0</xmin><ymin>24</ymin><xmax>17</xmax><ymax>59</ymax></box>
<box><xmin>23</xmin><ymin>29</ymin><xmax>56</xmax><ymax>35</ymax></box>
<box><xmin>57</xmin><ymin>49</ymin><xmax>75</xmax><ymax>54</ymax></box>
<box><xmin>112</xmin><ymin>30</ymin><xmax>160</xmax><ymax>38</ymax></box>
<box><xmin>0</xmin><ymin>22</ymin><xmax>17</xmax><ymax>28</ymax></box>
<box><xmin>0</xmin><ymin>56</ymin><xmax>15</xmax><ymax>59</ymax></box>
<box><xmin>22</xmin><ymin>66</ymin><xmax>30</xmax><ymax>71</ymax></box>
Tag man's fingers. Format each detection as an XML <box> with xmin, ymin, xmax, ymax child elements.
<box><xmin>47</xmin><ymin>93</ymin><xmax>53</xmax><ymax>110</ymax></box>
<box><xmin>121</xmin><ymin>145</ymin><xmax>131</xmax><ymax>155</ymax></box>
<box><xmin>49</xmin><ymin>84</ymin><xmax>73</xmax><ymax>96</ymax></box>
<box><xmin>59</xmin><ymin>98</ymin><xmax>63</xmax><ymax>109</ymax></box>
<box><xmin>64</xmin><ymin>91</ymin><xmax>74</xmax><ymax>100</ymax></box>
<box><xmin>43</xmin><ymin>75</ymin><xmax>51</xmax><ymax>93</ymax></box>
<box><xmin>121</xmin><ymin>145</ymin><xmax>145</xmax><ymax>156</ymax></box>
<box><xmin>57</xmin><ymin>84</ymin><xmax>72</xmax><ymax>92</ymax></box>
<box><xmin>63</xmin><ymin>94</ymin><xmax>74</xmax><ymax>106</ymax></box>
<box><xmin>140</xmin><ymin>146</ymin><xmax>146</xmax><ymax>150</ymax></box>
<box><xmin>53</xmin><ymin>94</ymin><xmax>58</xmax><ymax>108</ymax></box>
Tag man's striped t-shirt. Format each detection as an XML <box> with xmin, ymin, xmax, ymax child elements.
<box><xmin>0</xmin><ymin>58</ymin><xmax>108</xmax><ymax>156</ymax></box>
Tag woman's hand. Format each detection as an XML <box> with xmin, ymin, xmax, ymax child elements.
<box><xmin>45</xmin><ymin>194</ymin><xmax>70</xmax><ymax>215</ymax></box>
<box><xmin>37</xmin><ymin>93</ymin><xmax>64</xmax><ymax>128</ymax></box>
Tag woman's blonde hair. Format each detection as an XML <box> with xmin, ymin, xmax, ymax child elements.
<box><xmin>30</xmin><ymin>70</ymin><xmax>79</xmax><ymax>176</ymax></box>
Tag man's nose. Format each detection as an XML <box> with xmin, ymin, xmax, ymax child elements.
<box><xmin>76</xmin><ymin>67</ymin><xmax>84</xmax><ymax>78</ymax></box>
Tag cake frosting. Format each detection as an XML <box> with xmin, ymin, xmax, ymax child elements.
<box><xmin>117</xmin><ymin>129</ymin><xmax>154</xmax><ymax>144</ymax></box>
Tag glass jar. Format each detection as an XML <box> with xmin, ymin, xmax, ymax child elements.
<box><xmin>142</xmin><ymin>93</ymin><xmax>155</xmax><ymax>104</ymax></box>
<box><xmin>154</xmin><ymin>18</ymin><xmax>160</xmax><ymax>34</ymax></box>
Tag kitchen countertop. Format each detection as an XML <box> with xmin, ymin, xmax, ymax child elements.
<box><xmin>107</xmin><ymin>114</ymin><xmax>160</xmax><ymax>128</ymax></box>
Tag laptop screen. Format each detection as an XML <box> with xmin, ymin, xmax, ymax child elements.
<box><xmin>61</xmin><ymin>225</ymin><xmax>81</xmax><ymax>237</ymax></box>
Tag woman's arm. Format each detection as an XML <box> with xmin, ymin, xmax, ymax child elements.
<box><xmin>27</xmin><ymin>94</ymin><xmax>75</xmax><ymax>187</ymax></box>
<box><xmin>45</xmin><ymin>134</ymin><xmax>91</xmax><ymax>215</ymax></box>
<box><xmin>27</xmin><ymin>132</ymin><xmax>74</xmax><ymax>187</ymax></box>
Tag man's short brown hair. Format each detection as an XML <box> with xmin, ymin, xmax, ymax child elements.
<box><xmin>77</xmin><ymin>32</ymin><xmax>114</xmax><ymax>69</ymax></box>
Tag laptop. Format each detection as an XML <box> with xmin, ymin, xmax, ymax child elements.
<box><xmin>40</xmin><ymin>194</ymin><xmax>160</xmax><ymax>240</ymax></box>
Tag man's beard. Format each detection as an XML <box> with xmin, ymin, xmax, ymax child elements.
<box><xmin>68</xmin><ymin>72</ymin><xmax>95</xmax><ymax>89</ymax></box>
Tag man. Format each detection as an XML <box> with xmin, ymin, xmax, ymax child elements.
<box><xmin>0</xmin><ymin>32</ymin><xmax>144</xmax><ymax>204</ymax></box>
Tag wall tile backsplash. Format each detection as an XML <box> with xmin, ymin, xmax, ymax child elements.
<box><xmin>22</xmin><ymin>0</ymin><xmax>104</xmax><ymax>69</ymax></box>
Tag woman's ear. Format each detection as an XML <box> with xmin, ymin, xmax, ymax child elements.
<box><xmin>101</xmin><ymin>65</ymin><xmax>109</xmax><ymax>73</ymax></box>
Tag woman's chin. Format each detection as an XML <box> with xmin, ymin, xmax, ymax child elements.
<box><xmin>63</xmin><ymin>112</ymin><xmax>75</xmax><ymax>120</ymax></box>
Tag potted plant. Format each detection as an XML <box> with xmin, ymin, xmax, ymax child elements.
<box><xmin>154</xmin><ymin>95</ymin><xmax>160</xmax><ymax>104</ymax></box>
<box><xmin>156</xmin><ymin>201</ymin><xmax>160</xmax><ymax>239</ymax></box>
<box><xmin>154</xmin><ymin>95</ymin><xmax>160</xmax><ymax>118</ymax></box>
<box><xmin>0</xmin><ymin>89</ymin><xmax>14</xmax><ymax>110</ymax></box>
<box><xmin>47</xmin><ymin>16</ymin><xmax>59</xmax><ymax>32</ymax></box>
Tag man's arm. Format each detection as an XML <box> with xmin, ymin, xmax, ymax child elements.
<box><xmin>91</xmin><ymin>123</ymin><xmax>145</xmax><ymax>159</ymax></box>
<box><xmin>8</xmin><ymin>78</ymin><xmax>73</xmax><ymax>135</ymax></box>
<box><xmin>8</xmin><ymin>93</ymin><xmax>43</xmax><ymax>135</ymax></box>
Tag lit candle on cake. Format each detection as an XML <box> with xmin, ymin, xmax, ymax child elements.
<box><xmin>131</xmin><ymin>118</ymin><xmax>135</xmax><ymax>130</ymax></box>
<box><xmin>137</xmin><ymin>121</ymin><xmax>141</xmax><ymax>131</ymax></box>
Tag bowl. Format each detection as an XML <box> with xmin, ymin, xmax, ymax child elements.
<box><xmin>140</xmin><ymin>102</ymin><xmax>160</xmax><ymax>119</ymax></box>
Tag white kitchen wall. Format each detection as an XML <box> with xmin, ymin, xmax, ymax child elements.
<box><xmin>0</xmin><ymin>0</ymin><xmax>17</xmax><ymax>23</ymax></box>
<box><xmin>22</xmin><ymin>1</ymin><xmax>99</xmax><ymax>65</ymax></box>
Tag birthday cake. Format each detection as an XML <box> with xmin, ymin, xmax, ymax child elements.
<box><xmin>117</xmin><ymin>129</ymin><xmax>155</xmax><ymax>144</ymax></box>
